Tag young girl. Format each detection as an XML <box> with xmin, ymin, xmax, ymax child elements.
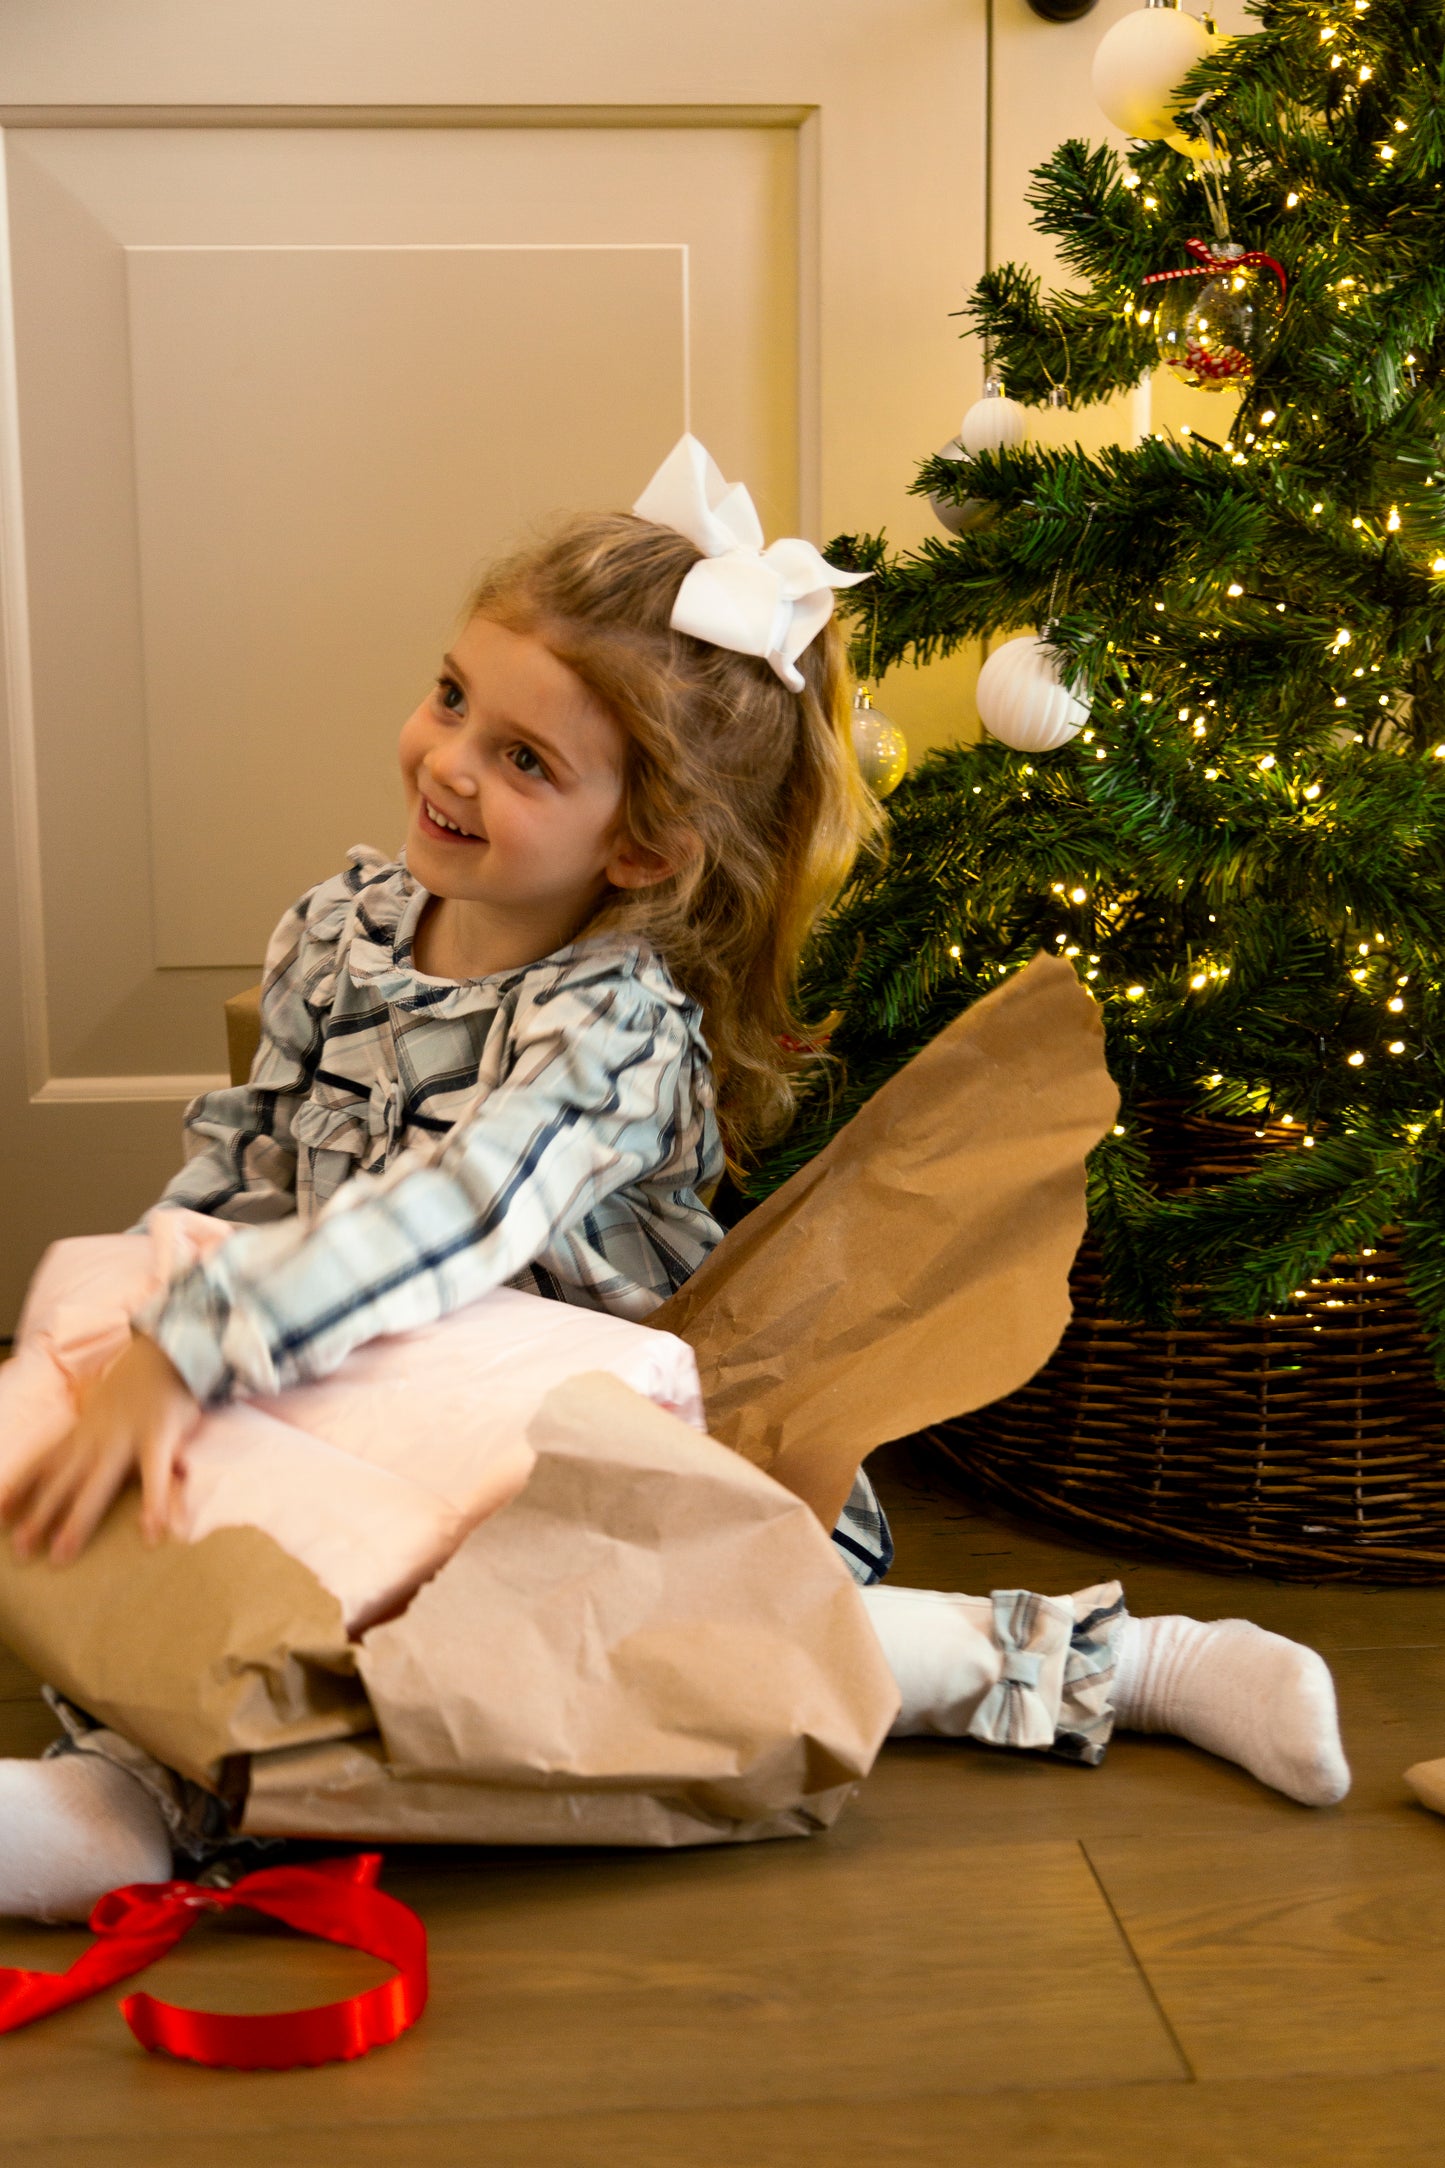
<box><xmin>0</xmin><ymin>438</ymin><xmax>1348</xmax><ymax>1920</ymax></box>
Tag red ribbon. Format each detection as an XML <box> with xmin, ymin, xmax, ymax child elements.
<box><xmin>1143</xmin><ymin>237</ymin><xmax>1289</xmax><ymax>298</ymax></box>
<box><xmin>0</xmin><ymin>1853</ymin><xmax>427</xmax><ymax>2069</ymax></box>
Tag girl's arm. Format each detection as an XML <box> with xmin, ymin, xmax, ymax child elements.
<box><xmin>136</xmin><ymin>971</ymin><xmax>710</xmax><ymax>1405</ymax></box>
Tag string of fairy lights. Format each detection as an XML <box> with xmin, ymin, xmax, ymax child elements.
<box><xmin>956</xmin><ymin>2</ymin><xmax>1445</xmax><ymax>1153</ymax></box>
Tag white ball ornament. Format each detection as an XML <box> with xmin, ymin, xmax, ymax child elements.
<box><xmin>927</xmin><ymin>439</ymin><xmax>996</xmax><ymax>537</ymax></box>
<box><xmin>976</xmin><ymin>635</ymin><xmax>1090</xmax><ymax>754</ymax></box>
<box><xmin>959</xmin><ymin>393</ymin><xmax>1029</xmax><ymax>457</ymax></box>
<box><xmin>1091</xmin><ymin>3</ymin><xmax>1213</xmax><ymax>141</ymax></box>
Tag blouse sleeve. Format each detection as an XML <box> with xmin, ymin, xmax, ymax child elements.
<box><xmin>144</xmin><ymin>875</ymin><xmax>348</xmax><ymax>1226</ymax></box>
<box><xmin>135</xmin><ymin>967</ymin><xmax>699</xmax><ymax>1403</ymax></box>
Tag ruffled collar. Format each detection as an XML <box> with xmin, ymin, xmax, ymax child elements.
<box><xmin>334</xmin><ymin>848</ymin><xmax>672</xmax><ymax>1018</ymax></box>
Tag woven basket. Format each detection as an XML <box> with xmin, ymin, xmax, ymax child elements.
<box><xmin>929</xmin><ymin>1101</ymin><xmax>1445</xmax><ymax>1581</ymax></box>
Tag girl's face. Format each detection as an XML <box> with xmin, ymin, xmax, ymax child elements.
<box><xmin>399</xmin><ymin>615</ymin><xmax>656</xmax><ymax>963</ymax></box>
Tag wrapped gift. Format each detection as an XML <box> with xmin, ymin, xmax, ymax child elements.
<box><xmin>0</xmin><ymin>953</ymin><xmax>1116</xmax><ymax>1846</ymax></box>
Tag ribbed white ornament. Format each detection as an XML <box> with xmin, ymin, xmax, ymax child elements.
<box><xmin>1091</xmin><ymin>4</ymin><xmax>1213</xmax><ymax>140</ymax></box>
<box><xmin>961</xmin><ymin>396</ymin><xmax>1026</xmax><ymax>459</ymax></box>
<box><xmin>976</xmin><ymin>635</ymin><xmax>1090</xmax><ymax>753</ymax></box>
<box><xmin>959</xmin><ymin>396</ymin><xmax>1028</xmax><ymax>457</ymax></box>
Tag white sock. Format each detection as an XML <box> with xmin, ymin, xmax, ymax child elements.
<box><xmin>0</xmin><ymin>1755</ymin><xmax>173</xmax><ymax>1922</ymax></box>
<box><xmin>1113</xmin><ymin>1615</ymin><xmax>1350</xmax><ymax>1807</ymax></box>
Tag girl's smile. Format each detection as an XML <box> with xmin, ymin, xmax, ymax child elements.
<box><xmin>419</xmin><ymin>795</ymin><xmax>486</xmax><ymax>843</ymax></box>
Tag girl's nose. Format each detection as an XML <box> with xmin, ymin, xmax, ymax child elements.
<box><xmin>427</xmin><ymin>747</ymin><xmax>480</xmax><ymax>799</ymax></box>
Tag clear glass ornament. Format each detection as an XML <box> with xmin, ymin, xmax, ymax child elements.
<box><xmin>1150</xmin><ymin>251</ymin><xmax>1282</xmax><ymax>391</ymax></box>
<box><xmin>851</xmin><ymin>687</ymin><xmax>909</xmax><ymax>797</ymax></box>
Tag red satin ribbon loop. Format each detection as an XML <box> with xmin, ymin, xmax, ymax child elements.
<box><xmin>1142</xmin><ymin>236</ymin><xmax>1289</xmax><ymax>298</ymax></box>
<box><xmin>0</xmin><ymin>1851</ymin><xmax>427</xmax><ymax>2069</ymax></box>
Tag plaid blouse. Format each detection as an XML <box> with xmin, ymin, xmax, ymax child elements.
<box><xmin>137</xmin><ymin>849</ymin><xmax>892</xmax><ymax>1584</ymax></box>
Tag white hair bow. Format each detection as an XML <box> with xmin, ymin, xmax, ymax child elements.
<box><xmin>632</xmin><ymin>434</ymin><xmax>868</xmax><ymax>693</ymax></box>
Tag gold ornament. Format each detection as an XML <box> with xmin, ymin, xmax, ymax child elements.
<box><xmin>851</xmin><ymin>687</ymin><xmax>909</xmax><ymax>797</ymax></box>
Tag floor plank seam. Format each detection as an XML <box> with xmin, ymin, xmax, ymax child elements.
<box><xmin>1077</xmin><ymin>1837</ymin><xmax>1196</xmax><ymax>2082</ymax></box>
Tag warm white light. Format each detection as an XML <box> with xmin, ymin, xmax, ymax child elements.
<box><xmin>1303</xmin><ymin>782</ymin><xmax>1322</xmax><ymax>799</ymax></box>
<box><xmin>1389</xmin><ymin>1041</ymin><xmax>1405</xmax><ymax>1054</ymax></box>
<box><xmin>949</xmin><ymin>944</ymin><xmax>961</xmax><ymax>959</ymax></box>
<box><xmin>1126</xmin><ymin>985</ymin><xmax>1145</xmax><ymax>1001</ymax></box>
<box><xmin>1259</xmin><ymin>753</ymin><xmax>1277</xmax><ymax>770</ymax></box>
<box><xmin>1347</xmin><ymin>1051</ymin><xmax>1366</xmax><ymax>1065</ymax></box>
<box><xmin>1190</xmin><ymin>973</ymin><xmax>1207</xmax><ymax>989</ymax></box>
<box><xmin>1227</xmin><ymin>582</ymin><xmax>1245</xmax><ymax>597</ymax></box>
<box><xmin>1070</xmin><ymin>886</ymin><xmax>1087</xmax><ymax>903</ymax></box>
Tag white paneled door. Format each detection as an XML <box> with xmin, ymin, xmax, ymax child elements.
<box><xmin>0</xmin><ymin>1</ymin><xmax>990</xmax><ymax>1321</ymax></box>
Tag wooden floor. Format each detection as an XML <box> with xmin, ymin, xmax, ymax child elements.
<box><xmin>4</xmin><ymin>1439</ymin><xmax>1445</xmax><ymax>2165</ymax></box>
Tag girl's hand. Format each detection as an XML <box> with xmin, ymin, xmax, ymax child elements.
<box><xmin>0</xmin><ymin>1333</ymin><xmax>201</xmax><ymax>1565</ymax></box>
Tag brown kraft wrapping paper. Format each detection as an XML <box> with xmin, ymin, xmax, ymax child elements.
<box><xmin>0</xmin><ymin>951</ymin><xmax>1118</xmax><ymax>1844</ymax></box>
<box><xmin>242</xmin><ymin>1374</ymin><xmax>897</xmax><ymax>1845</ymax></box>
<box><xmin>655</xmin><ymin>950</ymin><xmax>1120</xmax><ymax>1532</ymax></box>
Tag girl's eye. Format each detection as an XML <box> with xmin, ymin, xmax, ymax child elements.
<box><xmin>434</xmin><ymin>675</ymin><xmax>465</xmax><ymax>715</ymax></box>
<box><xmin>508</xmin><ymin>743</ymin><xmax>547</xmax><ymax>779</ymax></box>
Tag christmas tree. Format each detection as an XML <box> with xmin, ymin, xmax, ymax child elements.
<box><xmin>762</xmin><ymin>0</ymin><xmax>1445</xmax><ymax>1374</ymax></box>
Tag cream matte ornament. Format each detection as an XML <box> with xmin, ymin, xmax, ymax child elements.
<box><xmin>927</xmin><ymin>439</ymin><xmax>996</xmax><ymax>537</ymax></box>
<box><xmin>976</xmin><ymin>635</ymin><xmax>1091</xmax><ymax>753</ymax></box>
<box><xmin>959</xmin><ymin>389</ymin><xmax>1029</xmax><ymax>457</ymax></box>
<box><xmin>1091</xmin><ymin>1</ymin><xmax>1213</xmax><ymax>141</ymax></box>
<box><xmin>851</xmin><ymin>687</ymin><xmax>909</xmax><ymax>797</ymax></box>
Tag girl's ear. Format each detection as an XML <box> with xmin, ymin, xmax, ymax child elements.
<box><xmin>605</xmin><ymin>826</ymin><xmax>697</xmax><ymax>892</ymax></box>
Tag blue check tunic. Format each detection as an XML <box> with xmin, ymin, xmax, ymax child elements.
<box><xmin>138</xmin><ymin>848</ymin><xmax>891</xmax><ymax>1583</ymax></box>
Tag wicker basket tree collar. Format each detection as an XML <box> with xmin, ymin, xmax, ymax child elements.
<box><xmin>934</xmin><ymin>1099</ymin><xmax>1445</xmax><ymax>1583</ymax></box>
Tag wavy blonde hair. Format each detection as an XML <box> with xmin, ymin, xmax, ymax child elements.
<box><xmin>466</xmin><ymin>512</ymin><xmax>881</xmax><ymax>1162</ymax></box>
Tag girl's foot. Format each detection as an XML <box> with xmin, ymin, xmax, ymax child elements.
<box><xmin>0</xmin><ymin>1754</ymin><xmax>172</xmax><ymax>1921</ymax></box>
<box><xmin>1114</xmin><ymin>1614</ymin><xmax>1350</xmax><ymax>1806</ymax></box>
